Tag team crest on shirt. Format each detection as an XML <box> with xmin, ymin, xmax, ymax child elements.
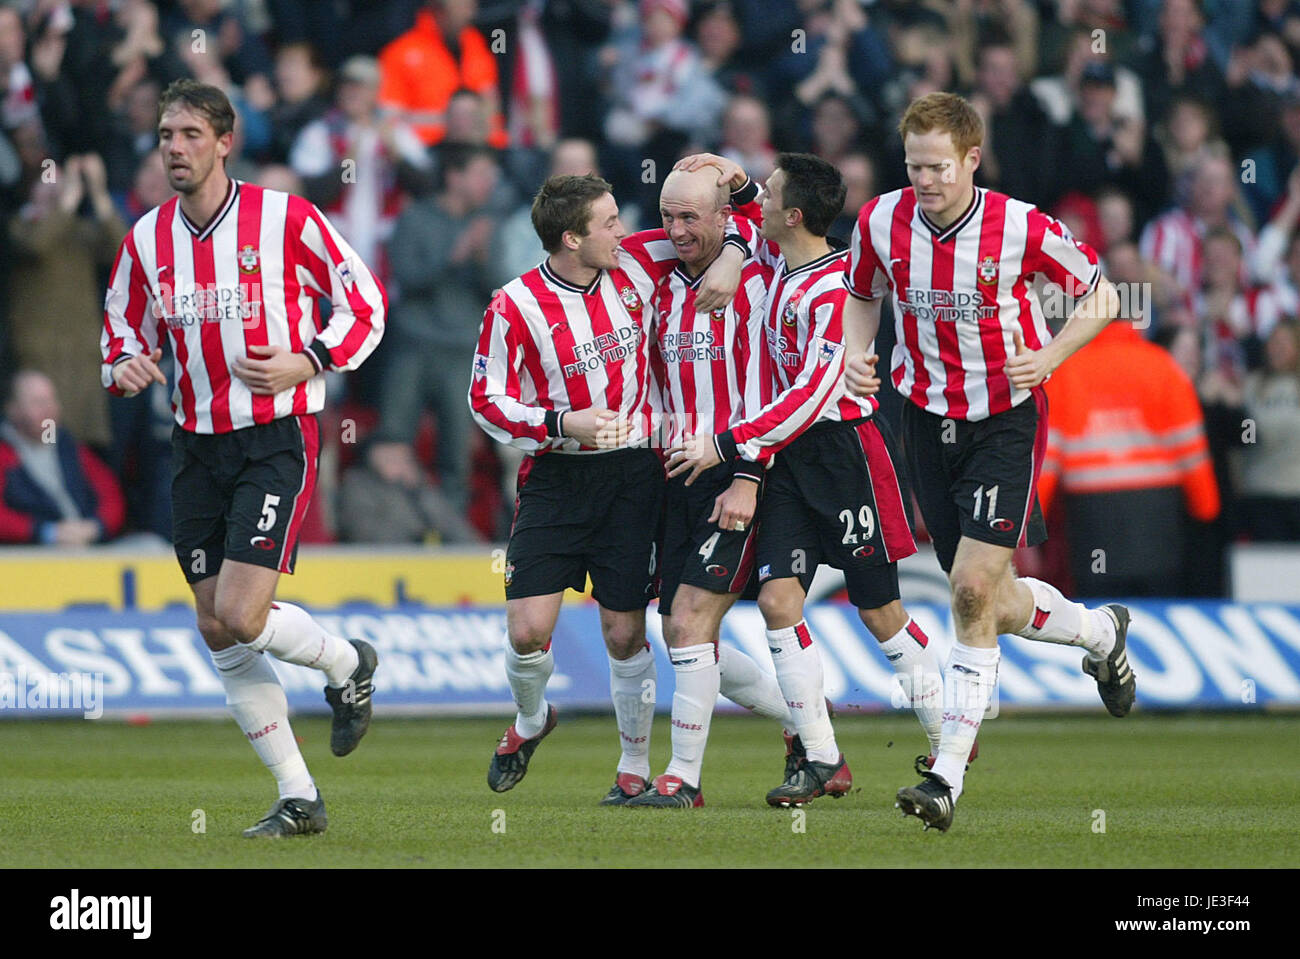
<box><xmin>782</xmin><ymin>288</ymin><xmax>806</xmax><ymax>325</ymax></box>
<box><xmin>978</xmin><ymin>255</ymin><xmax>998</xmax><ymax>285</ymax></box>
<box><xmin>238</xmin><ymin>244</ymin><xmax>260</xmax><ymax>274</ymax></box>
<box><xmin>709</xmin><ymin>307</ymin><xmax>727</xmax><ymax>322</ymax></box>
<box><xmin>620</xmin><ymin>286</ymin><xmax>642</xmax><ymax>312</ymax></box>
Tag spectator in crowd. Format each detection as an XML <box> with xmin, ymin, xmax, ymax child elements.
<box><xmin>1140</xmin><ymin>149</ymin><xmax>1258</xmax><ymax>302</ymax></box>
<box><xmin>291</xmin><ymin>55</ymin><xmax>433</xmax><ymax>277</ymax></box>
<box><xmin>0</xmin><ymin>370</ymin><xmax>124</xmax><ymax>546</ymax></box>
<box><xmin>694</xmin><ymin>0</ymin><xmax>763</xmax><ymax>98</ymax></box>
<box><xmin>1255</xmin><ymin>194</ymin><xmax>1300</xmax><ymax>333</ymax></box>
<box><xmin>1239</xmin><ymin>317</ymin><xmax>1300</xmax><ymax>540</ymax></box>
<box><xmin>265</xmin><ymin>41</ymin><xmax>331</xmax><ymax>165</ymax></box>
<box><xmin>1030</xmin><ymin>27</ymin><xmax>1146</xmax><ymax>129</ymax></box>
<box><xmin>371</xmin><ymin>144</ymin><xmax>502</xmax><ymax>535</ymax></box>
<box><xmin>1196</xmin><ymin>227</ymin><xmax>1266</xmax><ymax>376</ymax></box>
<box><xmin>829</xmin><ymin>149</ymin><xmax>874</xmax><ymax>240</ymax></box>
<box><xmin>163</xmin><ymin>0</ymin><xmax>273</xmax><ymax>89</ymax></box>
<box><xmin>500</xmin><ymin>0</ymin><xmax>560</xmax><ymax>152</ymax></box>
<box><xmin>1156</xmin><ymin>94</ymin><xmax>1220</xmax><ymax>203</ymax></box>
<box><xmin>1097</xmin><ymin>185</ymin><xmax>1137</xmax><ymax>252</ymax></box>
<box><xmin>601</xmin><ymin>0</ymin><xmax>725</xmax><ymax>214</ymax></box>
<box><xmin>1221</xmin><ymin>28</ymin><xmax>1298</xmax><ymax>158</ymax></box>
<box><xmin>1058</xmin><ymin>60</ymin><xmax>1169</xmax><ymax>222</ymax></box>
<box><xmin>719</xmin><ymin>94</ymin><xmax>776</xmax><ymax>187</ymax></box>
<box><xmin>378</xmin><ymin>0</ymin><xmax>507</xmax><ymax>149</ymax></box>
<box><xmin>1039</xmin><ymin>0</ymin><xmax>1137</xmax><ymax>76</ymax></box>
<box><xmin>969</xmin><ymin>28</ymin><xmax>1062</xmax><ymax>210</ymax></box>
<box><xmin>7</xmin><ymin>152</ymin><xmax>124</xmax><ymax>451</ymax></box>
<box><xmin>808</xmin><ymin>91</ymin><xmax>868</xmax><ymax>168</ymax></box>
<box><xmin>1038</xmin><ymin>317</ymin><xmax>1221</xmax><ymax>597</ymax></box>
<box><xmin>104</xmin><ymin>77</ymin><xmax>162</xmax><ymax>198</ymax></box>
<box><xmin>0</xmin><ymin>6</ymin><xmax>38</xmax><ymax>132</ymax></box>
<box><xmin>1243</xmin><ymin>88</ymin><xmax>1300</xmax><ymax>225</ymax></box>
<box><xmin>946</xmin><ymin>0</ymin><xmax>1040</xmax><ymax>89</ymax></box>
<box><xmin>1131</xmin><ymin>0</ymin><xmax>1228</xmax><ymax>127</ymax></box>
<box><xmin>105</xmin><ymin>0</ymin><xmax>187</xmax><ymax>115</ymax></box>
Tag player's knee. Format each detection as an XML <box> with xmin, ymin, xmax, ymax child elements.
<box><xmin>506</xmin><ymin>626</ymin><xmax>551</xmax><ymax>654</ymax></box>
<box><xmin>195</xmin><ymin>612</ymin><xmax>235</xmax><ymax>650</ymax></box>
<box><xmin>950</xmin><ymin>575</ymin><xmax>993</xmax><ymax>624</ymax></box>
<box><xmin>216</xmin><ymin>598</ymin><xmax>269</xmax><ymax>645</ymax></box>
<box><xmin>859</xmin><ymin>601</ymin><xmax>906</xmax><ymax>641</ymax></box>
<box><xmin>602</xmin><ymin>623</ymin><xmax>646</xmax><ymax>659</ymax></box>
<box><xmin>757</xmin><ymin>581</ymin><xmax>802</xmax><ymax>627</ymax></box>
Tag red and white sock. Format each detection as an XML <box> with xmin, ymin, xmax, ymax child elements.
<box><xmin>663</xmin><ymin>642</ymin><xmax>719</xmax><ymax>789</ymax></box>
<box><xmin>878</xmin><ymin>618</ymin><xmax>943</xmax><ymax>755</ymax></box>
<box><xmin>718</xmin><ymin>643</ymin><xmax>793</xmax><ymax>726</ymax></box>
<box><xmin>931</xmin><ymin>642</ymin><xmax>1000</xmax><ymax>801</ymax></box>
<box><xmin>210</xmin><ymin>643</ymin><xmax>316</xmax><ymax>801</ymax></box>
<box><xmin>505</xmin><ymin>638</ymin><xmax>553</xmax><ymax>738</ymax></box>
<box><xmin>609</xmin><ymin>646</ymin><xmax>655</xmax><ymax>780</ymax></box>
<box><xmin>1017</xmin><ymin>578</ymin><xmax>1116</xmax><ymax>662</ymax></box>
<box><xmin>766</xmin><ymin>621</ymin><xmax>838</xmax><ymax>763</ymax></box>
<box><xmin>246</xmin><ymin>602</ymin><xmax>359</xmax><ymax>687</ymax></box>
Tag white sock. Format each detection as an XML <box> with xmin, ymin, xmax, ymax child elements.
<box><xmin>879</xmin><ymin>618</ymin><xmax>943</xmax><ymax>755</ymax></box>
<box><xmin>718</xmin><ymin>643</ymin><xmax>793</xmax><ymax>726</ymax></box>
<box><xmin>1017</xmin><ymin>578</ymin><xmax>1116</xmax><ymax>661</ymax></box>
<box><xmin>246</xmin><ymin>602</ymin><xmax>359</xmax><ymax>687</ymax></box>
<box><xmin>505</xmin><ymin>640</ymin><xmax>553</xmax><ymax>739</ymax></box>
<box><xmin>766</xmin><ymin>622</ymin><xmax>838</xmax><ymax>763</ymax></box>
<box><xmin>663</xmin><ymin>643</ymin><xmax>719</xmax><ymax>788</ymax></box>
<box><xmin>609</xmin><ymin>646</ymin><xmax>655</xmax><ymax>779</ymax></box>
<box><xmin>931</xmin><ymin>642</ymin><xmax>1000</xmax><ymax>802</ymax></box>
<box><xmin>210</xmin><ymin>644</ymin><xmax>316</xmax><ymax>801</ymax></box>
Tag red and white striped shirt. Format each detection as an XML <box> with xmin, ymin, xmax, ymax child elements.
<box><xmin>726</xmin><ymin>240</ymin><xmax>876</xmax><ymax>461</ymax></box>
<box><xmin>1138</xmin><ymin>207</ymin><xmax>1257</xmax><ymax>301</ymax></box>
<box><xmin>468</xmin><ymin>236</ymin><xmax>682</xmax><ymax>453</ymax></box>
<box><xmin>101</xmin><ymin>180</ymin><xmax>386</xmax><ymax>433</ymax></box>
<box><xmin>649</xmin><ymin>257</ymin><xmax>772</xmax><ymax>451</ymax></box>
<box><xmin>846</xmin><ymin>186</ymin><xmax>1101</xmax><ymax>422</ymax></box>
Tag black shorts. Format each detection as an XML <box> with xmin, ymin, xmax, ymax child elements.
<box><xmin>506</xmin><ymin>447</ymin><xmax>665</xmax><ymax>611</ymax></box>
<box><xmin>658</xmin><ymin>468</ymin><xmax>761</xmax><ymax>617</ymax></box>
<box><xmin>171</xmin><ymin>415</ymin><xmax>320</xmax><ymax>584</ymax></box>
<box><xmin>901</xmin><ymin>390</ymin><xmax>1049</xmax><ymax>573</ymax></box>
<box><xmin>755</xmin><ymin>417</ymin><xmax>915</xmax><ymax>610</ymax></box>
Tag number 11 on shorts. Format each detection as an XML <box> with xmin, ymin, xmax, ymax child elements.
<box><xmin>972</xmin><ymin>485</ymin><xmax>998</xmax><ymax>521</ymax></box>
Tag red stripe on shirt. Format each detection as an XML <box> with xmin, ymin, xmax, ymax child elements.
<box><xmin>975</xmin><ymin>192</ymin><xmax>1011</xmax><ymax>415</ymax></box>
<box><xmin>237</xmin><ymin>185</ymin><xmax>275</xmax><ymax>424</ymax></box>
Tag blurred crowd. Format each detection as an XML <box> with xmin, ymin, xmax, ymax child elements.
<box><xmin>1</xmin><ymin>0</ymin><xmax>1299</xmax><ymax>595</ymax></box>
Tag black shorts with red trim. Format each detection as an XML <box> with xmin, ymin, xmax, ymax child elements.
<box><xmin>658</xmin><ymin>468</ymin><xmax>761</xmax><ymax>617</ymax></box>
<box><xmin>171</xmin><ymin>414</ymin><xmax>320</xmax><ymax>584</ymax></box>
<box><xmin>901</xmin><ymin>389</ymin><xmax>1048</xmax><ymax>573</ymax></box>
<box><xmin>505</xmin><ymin>446</ymin><xmax>665</xmax><ymax>611</ymax></box>
<box><xmin>755</xmin><ymin>416</ymin><xmax>916</xmax><ymax>610</ymax></box>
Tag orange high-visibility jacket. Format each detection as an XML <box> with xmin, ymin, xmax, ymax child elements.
<box><xmin>378</xmin><ymin>9</ymin><xmax>507</xmax><ymax>147</ymax></box>
<box><xmin>1037</xmin><ymin>322</ymin><xmax>1220</xmax><ymax>520</ymax></box>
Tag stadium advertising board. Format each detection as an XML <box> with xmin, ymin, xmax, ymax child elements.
<box><xmin>1</xmin><ymin>601</ymin><xmax>1297</xmax><ymax>717</ymax></box>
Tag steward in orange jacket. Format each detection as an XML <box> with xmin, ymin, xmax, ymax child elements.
<box><xmin>1038</xmin><ymin>321</ymin><xmax>1220</xmax><ymax>596</ymax></box>
<box><xmin>378</xmin><ymin>5</ymin><xmax>507</xmax><ymax>148</ymax></box>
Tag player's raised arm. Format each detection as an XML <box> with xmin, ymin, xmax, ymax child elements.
<box><xmin>293</xmin><ymin>199</ymin><xmax>387</xmax><ymax>373</ymax></box>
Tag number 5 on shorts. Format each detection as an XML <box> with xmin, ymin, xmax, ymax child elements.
<box><xmin>257</xmin><ymin>493</ymin><xmax>282</xmax><ymax>532</ymax></box>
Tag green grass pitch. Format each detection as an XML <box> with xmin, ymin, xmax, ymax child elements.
<box><xmin>1</xmin><ymin>712</ymin><xmax>1295</xmax><ymax>868</ymax></box>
